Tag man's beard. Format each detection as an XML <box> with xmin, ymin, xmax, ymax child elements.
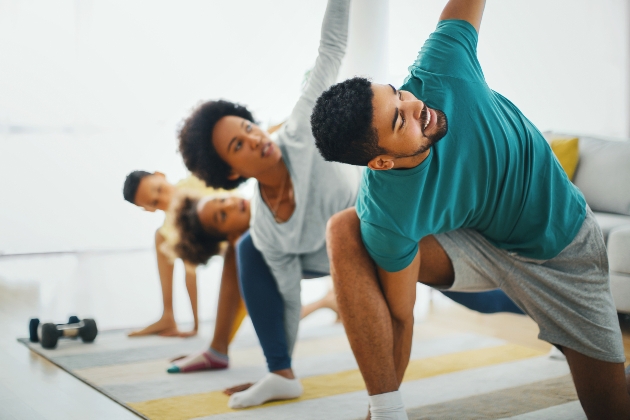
<box><xmin>424</xmin><ymin>108</ymin><xmax>448</xmax><ymax>145</ymax></box>
<box><xmin>393</xmin><ymin>108</ymin><xmax>448</xmax><ymax>159</ymax></box>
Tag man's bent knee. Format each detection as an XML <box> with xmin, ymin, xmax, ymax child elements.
<box><xmin>326</xmin><ymin>208</ymin><xmax>367</xmax><ymax>288</ymax></box>
<box><xmin>326</xmin><ymin>207</ymin><xmax>360</xmax><ymax>250</ymax></box>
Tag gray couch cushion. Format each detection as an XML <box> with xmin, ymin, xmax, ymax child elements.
<box><xmin>608</xmin><ymin>226</ymin><xmax>630</xmax><ymax>274</ymax></box>
<box><xmin>572</xmin><ymin>136</ymin><xmax>630</xmax><ymax>216</ymax></box>
<box><xmin>593</xmin><ymin>212</ymin><xmax>630</xmax><ymax>242</ymax></box>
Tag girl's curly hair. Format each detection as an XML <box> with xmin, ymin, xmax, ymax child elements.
<box><xmin>172</xmin><ymin>194</ymin><xmax>227</xmax><ymax>266</ymax></box>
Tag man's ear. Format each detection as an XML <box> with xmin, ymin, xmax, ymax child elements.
<box><xmin>367</xmin><ymin>155</ymin><xmax>395</xmax><ymax>171</ymax></box>
<box><xmin>154</xmin><ymin>171</ymin><xmax>166</xmax><ymax>178</ymax></box>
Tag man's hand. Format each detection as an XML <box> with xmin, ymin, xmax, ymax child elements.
<box><xmin>376</xmin><ymin>250</ymin><xmax>420</xmax><ymax>384</ymax></box>
<box><xmin>440</xmin><ymin>0</ymin><xmax>486</xmax><ymax>33</ymax></box>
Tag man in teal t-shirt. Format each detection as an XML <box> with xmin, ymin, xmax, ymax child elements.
<box><xmin>357</xmin><ymin>18</ymin><xmax>585</xmax><ymax>272</ymax></box>
<box><xmin>311</xmin><ymin>1</ymin><xmax>629</xmax><ymax>419</ymax></box>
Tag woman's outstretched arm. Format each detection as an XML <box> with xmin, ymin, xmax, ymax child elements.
<box><xmin>289</xmin><ymin>0</ymin><xmax>351</xmax><ymax>131</ymax></box>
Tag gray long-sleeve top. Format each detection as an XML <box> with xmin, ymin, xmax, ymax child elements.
<box><xmin>249</xmin><ymin>0</ymin><xmax>360</xmax><ymax>355</ymax></box>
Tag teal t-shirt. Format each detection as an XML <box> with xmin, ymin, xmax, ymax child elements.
<box><xmin>356</xmin><ymin>19</ymin><xmax>586</xmax><ymax>272</ymax></box>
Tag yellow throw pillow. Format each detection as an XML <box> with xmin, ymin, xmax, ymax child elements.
<box><xmin>549</xmin><ymin>137</ymin><xmax>579</xmax><ymax>180</ymax></box>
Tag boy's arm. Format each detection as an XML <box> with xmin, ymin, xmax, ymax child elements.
<box><xmin>184</xmin><ymin>270</ymin><xmax>199</xmax><ymax>335</ymax></box>
<box><xmin>375</xmin><ymin>250</ymin><xmax>421</xmax><ymax>385</ymax></box>
<box><xmin>440</xmin><ymin>0</ymin><xmax>487</xmax><ymax>33</ymax></box>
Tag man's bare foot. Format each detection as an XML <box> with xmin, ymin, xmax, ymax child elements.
<box><xmin>300</xmin><ymin>288</ymin><xmax>341</xmax><ymax>321</ymax></box>
<box><xmin>223</xmin><ymin>383</ymin><xmax>254</xmax><ymax>395</ymax></box>
<box><xmin>128</xmin><ymin>315</ymin><xmax>178</xmax><ymax>337</ymax></box>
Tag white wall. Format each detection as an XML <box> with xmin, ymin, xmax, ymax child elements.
<box><xmin>388</xmin><ymin>0</ymin><xmax>630</xmax><ymax>138</ymax></box>
<box><xmin>0</xmin><ymin>0</ymin><xmax>628</xmax><ymax>254</ymax></box>
<box><xmin>0</xmin><ymin>0</ymin><xmax>330</xmax><ymax>254</ymax></box>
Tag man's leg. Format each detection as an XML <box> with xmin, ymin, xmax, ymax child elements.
<box><xmin>431</xmin><ymin>215</ymin><xmax>630</xmax><ymax>420</ymax></box>
<box><xmin>326</xmin><ymin>210</ymin><xmax>454</xmax><ymax>409</ymax></box>
<box><xmin>563</xmin><ymin>347</ymin><xmax>630</xmax><ymax>419</ymax></box>
<box><xmin>327</xmin><ymin>209</ymin><xmax>398</xmax><ymax>395</ymax></box>
<box><xmin>129</xmin><ymin>230</ymin><xmax>178</xmax><ymax>336</ymax></box>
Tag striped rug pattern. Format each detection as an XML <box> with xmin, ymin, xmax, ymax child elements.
<box><xmin>19</xmin><ymin>321</ymin><xmax>585</xmax><ymax>419</ymax></box>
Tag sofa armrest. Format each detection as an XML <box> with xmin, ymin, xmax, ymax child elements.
<box><xmin>608</xmin><ymin>226</ymin><xmax>630</xmax><ymax>274</ymax></box>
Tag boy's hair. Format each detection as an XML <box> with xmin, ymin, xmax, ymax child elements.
<box><xmin>311</xmin><ymin>77</ymin><xmax>385</xmax><ymax>166</ymax></box>
<box><xmin>178</xmin><ymin>100</ymin><xmax>255</xmax><ymax>190</ymax></box>
<box><xmin>123</xmin><ymin>170</ymin><xmax>151</xmax><ymax>204</ymax></box>
<box><xmin>173</xmin><ymin>195</ymin><xmax>227</xmax><ymax>266</ymax></box>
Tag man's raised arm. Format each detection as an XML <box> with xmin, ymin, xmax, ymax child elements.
<box><xmin>439</xmin><ymin>0</ymin><xmax>486</xmax><ymax>33</ymax></box>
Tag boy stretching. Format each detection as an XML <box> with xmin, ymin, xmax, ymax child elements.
<box><xmin>311</xmin><ymin>1</ymin><xmax>629</xmax><ymax>419</ymax></box>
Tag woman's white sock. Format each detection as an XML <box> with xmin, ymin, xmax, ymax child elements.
<box><xmin>228</xmin><ymin>373</ymin><xmax>303</xmax><ymax>409</ymax></box>
<box><xmin>369</xmin><ymin>390</ymin><xmax>408</xmax><ymax>420</ymax></box>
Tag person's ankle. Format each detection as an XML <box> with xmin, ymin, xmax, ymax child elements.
<box><xmin>209</xmin><ymin>345</ymin><xmax>229</xmax><ymax>357</ymax></box>
<box><xmin>210</xmin><ymin>340</ymin><xmax>228</xmax><ymax>355</ymax></box>
<box><xmin>272</xmin><ymin>368</ymin><xmax>295</xmax><ymax>380</ymax></box>
<box><xmin>369</xmin><ymin>390</ymin><xmax>407</xmax><ymax>420</ymax></box>
<box><xmin>161</xmin><ymin>310</ymin><xmax>175</xmax><ymax>321</ymax></box>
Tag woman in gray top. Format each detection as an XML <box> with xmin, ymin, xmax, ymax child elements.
<box><xmin>178</xmin><ymin>0</ymin><xmax>357</xmax><ymax>408</ymax></box>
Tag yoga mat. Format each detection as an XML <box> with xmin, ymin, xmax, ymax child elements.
<box><xmin>18</xmin><ymin>321</ymin><xmax>582</xmax><ymax>419</ymax></box>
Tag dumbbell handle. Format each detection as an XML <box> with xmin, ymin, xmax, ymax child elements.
<box><xmin>58</xmin><ymin>321</ymin><xmax>84</xmax><ymax>337</ymax></box>
<box><xmin>57</xmin><ymin>321</ymin><xmax>84</xmax><ymax>330</ymax></box>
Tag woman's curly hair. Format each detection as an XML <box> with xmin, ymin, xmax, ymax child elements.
<box><xmin>171</xmin><ymin>194</ymin><xmax>228</xmax><ymax>266</ymax></box>
<box><xmin>178</xmin><ymin>100</ymin><xmax>255</xmax><ymax>190</ymax></box>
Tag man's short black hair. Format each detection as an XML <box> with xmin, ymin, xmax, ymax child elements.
<box><xmin>178</xmin><ymin>100</ymin><xmax>255</xmax><ymax>190</ymax></box>
<box><xmin>311</xmin><ymin>77</ymin><xmax>385</xmax><ymax>166</ymax></box>
<box><xmin>123</xmin><ymin>170</ymin><xmax>151</xmax><ymax>204</ymax></box>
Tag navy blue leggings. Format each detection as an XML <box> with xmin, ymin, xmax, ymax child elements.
<box><xmin>236</xmin><ymin>231</ymin><xmax>292</xmax><ymax>372</ymax></box>
<box><xmin>235</xmin><ymin>231</ymin><xmax>523</xmax><ymax>372</ymax></box>
<box><xmin>441</xmin><ymin>290</ymin><xmax>524</xmax><ymax>315</ymax></box>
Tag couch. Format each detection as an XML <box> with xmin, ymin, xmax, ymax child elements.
<box><xmin>548</xmin><ymin>133</ymin><xmax>630</xmax><ymax>313</ymax></box>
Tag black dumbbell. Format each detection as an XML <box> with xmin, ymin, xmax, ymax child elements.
<box><xmin>30</xmin><ymin>317</ymin><xmax>98</xmax><ymax>349</ymax></box>
<box><xmin>29</xmin><ymin>316</ymin><xmax>82</xmax><ymax>343</ymax></box>
<box><xmin>29</xmin><ymin>318</ymin><xmax>39</xmax><ymax>342</ymax></box>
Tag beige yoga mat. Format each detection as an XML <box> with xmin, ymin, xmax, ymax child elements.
<box><xmin>20</xmin><ymin>321</ymin><xmax>581</xmax><ymax>419</ymax></box>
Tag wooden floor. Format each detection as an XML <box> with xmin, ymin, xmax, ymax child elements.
<box><xmin>2</xmin><ymin>274</ymin><xmax>630</xmax><ymax>419</ymax></box>
<box><xmin>0</xmin><ymin>277</ymin><xmax>139</xmax><ymax>420</ymax></box>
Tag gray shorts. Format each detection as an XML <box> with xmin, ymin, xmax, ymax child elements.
<box><xmin>434</xmin><ymin>206</ymin><xmax>625</xmax><ymax>363</ymax></box>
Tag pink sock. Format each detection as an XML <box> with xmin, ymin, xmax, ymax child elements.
<box><xmin>167</xmin><ymin>348</ymin><xmax>229</xmax><ymax>373</ymax></box>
